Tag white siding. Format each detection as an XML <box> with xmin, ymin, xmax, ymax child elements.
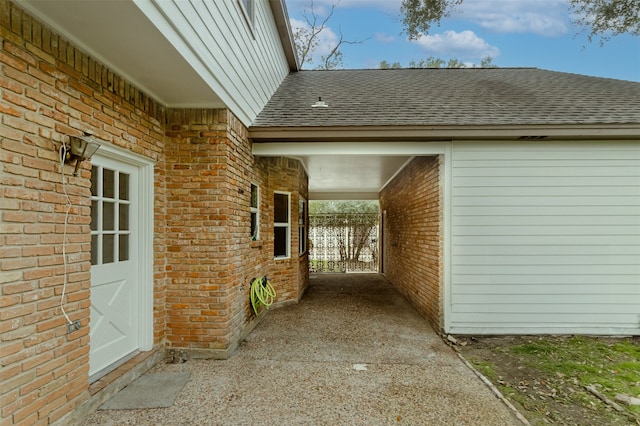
<box><xmin>139</xmin><ymin>0</ymin><xmax>291</xmax><ymax>125</ymax></box>
<box><xmin>449</xmin><ymin>141</ymin><xmax>640</xmax><ymax>335</ymax></box>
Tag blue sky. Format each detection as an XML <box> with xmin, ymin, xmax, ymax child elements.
<box><xmin>285</xmin><ymin>0</ymin><xmax>640</xmax><ymax>82</ymax></box>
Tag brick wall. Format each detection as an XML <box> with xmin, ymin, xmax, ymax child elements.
<box><xmin>1</xmin><ymin>2</ymin><xmax>308</xmax><ymax>423</ymax></box>
<box><xmin>163</xmin><ymin>112</ymin><xmax>308</xmax><ymax>359</ymax></box>
<box><xmin>379</xmin><ymin>156</ymin><xmax>443</xmax><ymax>332</ymax></box>
<box><xmin>0</xmin><ymin>2</ymin><xmax>168</xmax><ymax>424</ymax></box>
<box><xmin>260</xmin><ymin>156</ymin><xmax>309</xmax><ymax>304</ymax></box>
<box><xmin>162</xmin><ymin>110</ymin><xmax>311</xmax><ymax>358</ymax></box>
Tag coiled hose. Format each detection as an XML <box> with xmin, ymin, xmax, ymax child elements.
<box><xmin>250</xmin><ymin>276</ymin><xmax>276</xmax><ymax>315</ymax></box>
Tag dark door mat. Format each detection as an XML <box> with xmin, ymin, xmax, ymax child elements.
<box><xmin>99</xmin><ymin>372</ymin><xmax>190</xmax><ymax>410</ymax></box>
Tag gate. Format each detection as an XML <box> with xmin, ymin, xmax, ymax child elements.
<box><xmin>309</xmin><ymin>213</ymin><xmax>379</xmax><ymax>273</ymax></box>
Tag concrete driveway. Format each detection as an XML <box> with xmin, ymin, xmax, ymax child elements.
<box><xmin>86</xmin><ymin>274</ymin><xmax>522</xmax><ymax>425</ymax></box>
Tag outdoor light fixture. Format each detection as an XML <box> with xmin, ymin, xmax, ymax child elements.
<box><xmin>62</xmin><ymin>132</ymin><xmax>103</xmax><ymax>176</ymax></box>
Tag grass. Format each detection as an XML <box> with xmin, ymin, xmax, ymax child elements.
<box><xmin>509</xmin><ymin>336</ymin><xmax>640</xmax><ymax>415</ymax></box>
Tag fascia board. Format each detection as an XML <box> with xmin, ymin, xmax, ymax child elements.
<box><xmin>249</xmin><ymin>125</ymin><xmax>640</xmax><ymax>142</ymax></box>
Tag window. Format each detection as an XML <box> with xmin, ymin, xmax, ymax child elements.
<box><xmin>299</xmin><ymin>197</ymin><xmax>307</xmax><ymax>255</ymax></box>
<box><xmin>250</xmin><ymin>183</ymin><xmax>259</xmax><ymax>240</ymax></box>
<box><xmin>274</xmin><ymin>192</ymin><xmax>290</xmax><ymax>259</ymax></box>
<box><xmin>238</xmin><ymin>0</ymin><xmax>255</xmax><ymax>33</ymax></box>
<box><xmin>90</xmin><ymin>166</ymin><xmax>131</xmax><ymax>265</ymax></box>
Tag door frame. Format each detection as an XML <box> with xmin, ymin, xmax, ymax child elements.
<box><xmin>90</xmin><ymin>144</ymin><xmax>155</xmax><ymax>357</ymax></box>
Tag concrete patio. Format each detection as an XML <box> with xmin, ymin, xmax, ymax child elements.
<box><xmin>84</xmin><ymin>274</ymin><xmax>522</xmax><ymax>425</ymax></box>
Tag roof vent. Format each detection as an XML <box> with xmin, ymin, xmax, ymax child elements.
<box><xmin>518</xmin><ymin>135</ymin><xmax>548</xmax><ymax>140</ymax></box>
<box><xmin>311</xmin><ymin>97</ymin><xmax>328</xmax><ymax>108</ymax></box>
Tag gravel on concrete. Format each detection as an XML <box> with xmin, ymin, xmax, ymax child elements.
<box><xmin>85</xmin><ymin>273</ymin><xmax>522</xmax><ymax>425</ymax></box>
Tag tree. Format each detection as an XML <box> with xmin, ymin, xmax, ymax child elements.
<box><xmin>292</xmin><ymin>0</ymin><xmax>367</xmax><ymax>69</ymax></box>
<box><xmin>309</xmin><ymin>200</ymin><xmax>378</xmax><ymax>215</ymax></box>
<box><xmin>569</xmin><ymin>0</ymin><xmax>640</xmax><ymax>44</ymax></box>
<box><xmin>309</xmin><ymin>201</ymin><xmax>379</xmax><ymax>270</ymax></box>
<box><xmin>380</xmin><ymin>55</ymin><xmax>496</xmax><ymax>69</ymax></box>
<box><xmin>409</xmin><ymin>56</ymin><xmax>466</xmax><ymax>68</ymax></box>
<box><xmin>401</xmin><ymin>0</ymin><xmax>463</xmax><ymax>40</ymax></box>
<box><xmin>379</xmin><ymin>60</ymin><xmax>402</xmax><ymax>69</ymax></box>
<box><xmin>401</xmin><ymin>0</ymin><xmax>640</xmax><ymax>43</ymax></box>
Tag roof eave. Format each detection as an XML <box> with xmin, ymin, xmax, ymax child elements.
<box><xmin>249</xmin><ymin>124</ymin><xmax>640</xmax><ymax>142</ymax></box>
<box><xmin>269</xmin><ymin>0</ymin><xmax>299</xmax><ymax>72</ymax></box>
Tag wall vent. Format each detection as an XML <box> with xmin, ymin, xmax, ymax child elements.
<box><xmin>518</xmin><ymin>135</ymin><xmax>548</xmax><ymax>140</ymax></box>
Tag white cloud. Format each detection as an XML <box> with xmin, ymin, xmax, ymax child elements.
<box><xmin>411</xmin><ymin>30</ymin><xmax>500</xmax><ymax>59</ymax></box>
<box><xmin>374</xmin><ymin>32</ymin><xmax>395</xmax><ymax>43</ymax></box>
<box><xmin>456</xmin><ymin>0</ymin><xmax>570</xmax><ymax>36</ymax></box>
<box><xmin>287</xmin><ymin>0</ymin><xmax>401</xmax><ymax>11</ymax></box>
<box><xmin>287</xmin><ymin>0</ymin><xmax>570</xmax><ymax>37</ymax></box>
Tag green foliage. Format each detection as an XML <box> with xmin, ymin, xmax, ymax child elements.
<box><xmin>309</xmin><ymin>200</ymin><xmax>379</xmax><ymax>214</ymax></box>
<box><xmin>569</xmin><ymin>0</ymin><xmax>640</xmax><ymax>44</ymax></box>
<box><xmin>401</xmin><ymin>0</ymin><xmax>639</xmax><ymax>44</ymax></box>
<box><xmin>401</xmin><ymin>0</ymin><xmax>463</xmax><ymax>40</ymax></box>
<box><xmin>381</xmin><ymin>56</ymin><xmax>496</xmax><ymax>69</ymax></box>
<box><xmin>379</xmin><ymin>60</ymin><xmax>402</xmax><ymax>69</ymax></box>
<box><xmin>410</xmin><ymin>56</ymin><xmax>465</xmax><ymax>68</ymax></box>
<box><xmin>479</xmin><ymin>56</ymin><xmax>496</xmax><ymax>68</ymax></box>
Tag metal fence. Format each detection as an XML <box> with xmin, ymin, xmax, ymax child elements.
<box><xmin>309</xmin><ymin>213</ymin><xmax>379</xmax><ymax>273</ymax></box>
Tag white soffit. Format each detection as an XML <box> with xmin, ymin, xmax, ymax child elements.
<box><xmin>20</xmin><ymin>0</ymin><xmax>224</xmax><ymax>108</ymax></box>
<box><xmin>253</xmin><ymin>142</ymin><xmax>448</xmax><ymax>200</ymax></box>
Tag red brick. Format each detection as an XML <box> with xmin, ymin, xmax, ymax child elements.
<box><xmin>0</xmin><ymin>100</ymin><xmax>22</xmax><ymax>117</ymax></box>
<box><xmin>0</xmin><ymin>49</ymin><xmax>29</xmax><ymax>72</ymax></box>
<box><xmin>0</xmin><ymin>74</ymin><xmax>25</xmax><ymax>93</ymax></box>
<box><xmin>0</xmin><ymin>303</ymin><xmax>35</xmax><ymax>320</ymax></box>
<box><xmin>1</xmin><ymin>256</ymin><xmax>36</xmax><ymax>270</ymax></box>
<box><xmin>0</xmin><ymin>294</ymin><xmax>21</xmax><ymax>308</ymax></box>
<box><xmin>2</xmin><ymin>210</ymin><xmax>37</xmax><ymax>223</ymax></box>
<box><xmin>21</xmin><ymin>350</ymin><xmax>53</xmax><ymax>372</ymax></box>
<box><xmin>380</xmin><ymin>156</ymin><xmax>443</xmax><ymax>331</ymax></box>
<box><xmin>2</xmin><ymin>89</ymin><xmax>38</xmax><ymax>111</ymax></box>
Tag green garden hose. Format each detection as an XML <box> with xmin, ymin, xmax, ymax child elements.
<box><xmin>250</xmin><ymin>276</ymin><xmax>276</xmax><ymax>315</ymax></box>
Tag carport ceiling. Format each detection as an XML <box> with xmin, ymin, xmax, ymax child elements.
<box><xmin>252</xmin><ymin>142</ymin><xmax>449</xmax><ymax>201</ymax></box>
<box><xmin>299</xmin><ymin>155</ymin><xmax>412</xmax><ymax>200</ymax></box>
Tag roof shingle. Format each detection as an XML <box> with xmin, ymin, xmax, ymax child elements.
<box><xmin>252</xmin><ymin>68</ymin><xmax>640</xmax><ymax>128</ymax></box>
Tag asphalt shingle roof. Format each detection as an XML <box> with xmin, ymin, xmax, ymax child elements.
<box><xmin>252</xmin><ymin>68</ymin><xmax>640</xmax><ymax>128</ymax></box>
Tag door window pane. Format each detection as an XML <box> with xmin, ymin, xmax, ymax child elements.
<box><xmin>119</xmin><ymin>173</ymin><xmax>129</xmax><ymax>200</ymax></box>
<box><xmin>90</xmin><ymin>200</ymin><xmax>98</xmax><ymax>231</ymax></box>
<box><xmin>103</xmin><ymin>234</ymin><xmax>115</xmax><ymax>264</ymax></box>
<box><xmin>91</xmin><ymin>166</ymin><xmax>99</xmax><ymax>196</ymax></box>
<box><xmin>103</xmin><ymin>169</ymin><xmax>115</xmax><ymax>198</ymax></box>
<box><xmin>91</xmin><ymin>235</ymin><xmax>99</xmax><ymax>265</ymax></box>
<box><xmin>119</xmin><ymin>204</ymin><xmax>129</xmax><ymax>231</ymax></box>
<box><xmin>119</xmin><ymin>235</ymin><xmax>129</xmax><ymax>261</ymax></box>
<box><xmin>103</xmin><ymin>201</ymin><xmax>115</xmax><ymax>230</ymax></box>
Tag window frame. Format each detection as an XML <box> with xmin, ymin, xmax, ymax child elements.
<box><xmin>238</xmin><ymin>0</ymin><xmax>255</xmax><ymax>37</ymax></box>
<box><xmin>250</xmin><ymin>183</ymin><xmax>259</xmax><ymax>240</ymax></box>
<box><xmin>298</xmin><ymin>197</ymin><xmax>307</xmax><ymax>255</ymax></box>
<box><xmin>273</xmin><ymin>191</ymin><xmax>291</xmax><ymax>259</ymax></box>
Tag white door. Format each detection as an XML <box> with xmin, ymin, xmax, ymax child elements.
<box><xmin>89</xmin><ymin>157</ymin><xmax>140</xmax><ymax>377</ymax></box>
